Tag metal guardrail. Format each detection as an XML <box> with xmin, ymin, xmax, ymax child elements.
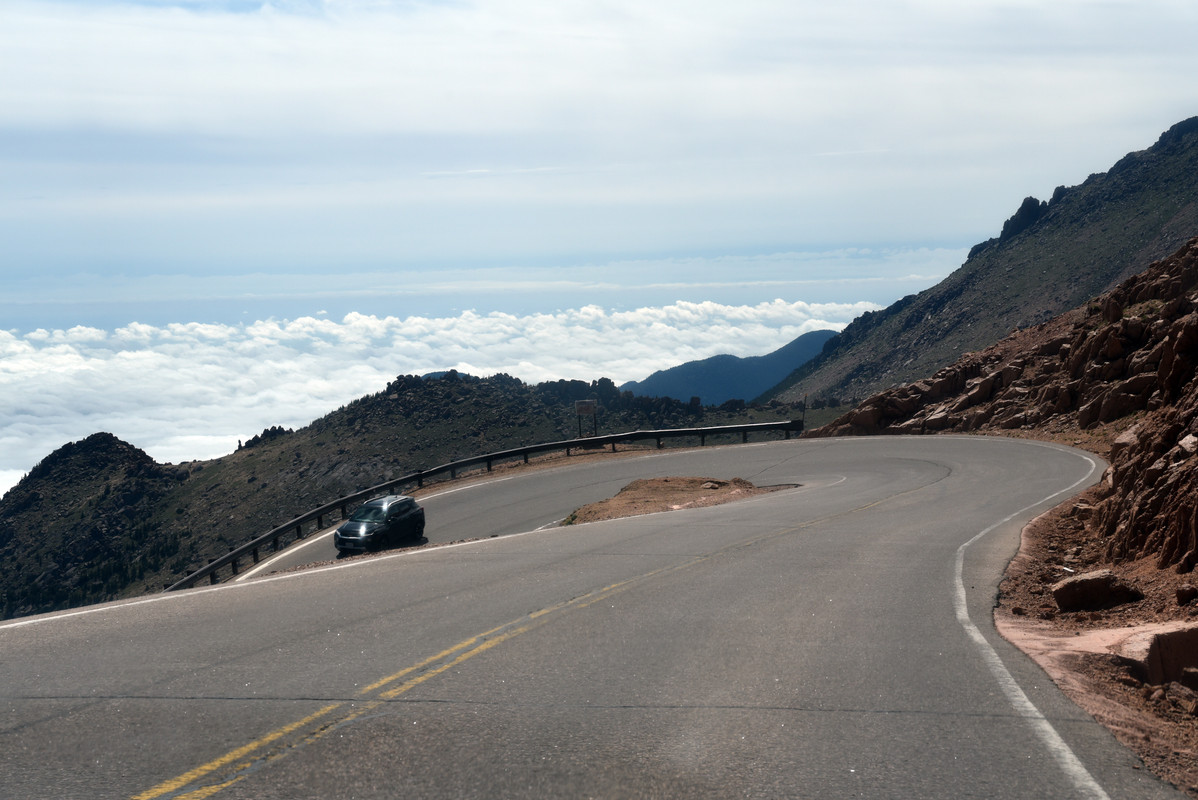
<box><xmin>165</xmin><ymin>419</ymin><xmax>803</xmax><ymax>591</ymax></box>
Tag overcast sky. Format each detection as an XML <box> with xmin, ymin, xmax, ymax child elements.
<box><xmin>2</xmin><ymin>0</ymin><xmax>1198</xmax><ymax>495</ymax></box>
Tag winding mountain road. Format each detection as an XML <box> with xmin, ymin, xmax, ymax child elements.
<box><xmin>0</xmin><ymin>436</ymin><xmax>1186</xmax><ymax>798</ymax></box>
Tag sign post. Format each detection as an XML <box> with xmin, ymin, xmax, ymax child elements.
<box><xmin>575</xmin><ymin>399</ymin><xmax>598</xmax><ymax>437</ymax></box>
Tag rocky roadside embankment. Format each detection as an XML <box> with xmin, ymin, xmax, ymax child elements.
<box><xmin>811</xmin><ymin>237</ymin><xmax>1198</xmax><ymax>794</ymax></box>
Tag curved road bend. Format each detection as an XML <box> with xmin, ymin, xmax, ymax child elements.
<box><xmin>0</xmin><ymin>436</ymin><xmax>1186</xmax><ymax>799</ymax></box>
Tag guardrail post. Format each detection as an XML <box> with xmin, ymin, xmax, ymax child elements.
<box><xmin>231</xmin><ymin>558</ymin><xmax>239</xmax><ymax>575</ymax></box>
<box><xmin>523</xmin><ymin>453</ymin><xmax>530</xmax><ymax>464</ymax></box>
<box><xmin>700</xmin><ymin>433</ymin><xmax>707</xmax><ymax>446</ymax></box>
<box><xmin>317</xmin><ymin>514</ymin><xmax>324</xmax><ymax>528</ymax></box>
<box><xmin>450</xmin><ymin>465</ymin><xmax>457</xmax><ymax>479</ymax></box>
<box><xmin>742</xmin><ymin>431</ymin><xmax>749</xmax><ymax>443</ymax></box>
<box><xmin>273</xmin><ymin>535</ymin><xmax>281</xmax><ymax>551</ymax></box>
<box><xmin>208</xmin><ymin>560</ymin><xmax>218</xmax><ymax>585</ymax></box>
<box><xmin>295</xmin><ymin>524</ymin><xmax>304</xmax><ymax>541</ymax></box>
<box><xmin>252</xmin><ymin>547</ymin><xmax>260</xmax><ymax>564</ymax></box>
<box><xmin>486</xmin><ymin>457</ymin><xmax>493</xmax><ymax>472</ymax></box>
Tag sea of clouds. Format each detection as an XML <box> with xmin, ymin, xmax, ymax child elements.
<box><xmin>0</xmin><ymin>299</ymin><xmax>875</xmax><ymax>496</ymax></box>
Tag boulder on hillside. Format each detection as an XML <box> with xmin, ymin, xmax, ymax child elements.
<box><xmin>1050</xmin><ymin>569</ymin><xmax>1144</xmax><ymax>612</ymax></box>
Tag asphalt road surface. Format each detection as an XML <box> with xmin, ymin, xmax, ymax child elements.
<box><xmin>1</xmin><ymin>436</ymin><xmax>1188</xmax><ymax>799</ymax></box>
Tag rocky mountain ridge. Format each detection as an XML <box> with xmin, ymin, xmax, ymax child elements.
<box><xmin>766</xmin><ymin>117</ymin><xmax>1198</xmax><ymax>405</ymax></box>
<box><xmin>812</xmin><ymin>236</ymin><xmax>1198</xmax><ymax>574</ymax></box>
<box><xmin>0</xmin><ymin>374</ymin><xmax>801</xmax><ymax>619</ymax></box>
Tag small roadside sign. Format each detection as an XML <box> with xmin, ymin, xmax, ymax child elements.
<box><xmin>575</xmin><ymin>399</ymin><xmax>598</xmax><ymax>437</ymax></box>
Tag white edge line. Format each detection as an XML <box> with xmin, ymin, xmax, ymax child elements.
<box><xmin>953</xmin><ymin>443</ymin><xmax>1111</xmax><ymax>800</ymax></box>
<box><xmin>234</xmin><ymin>526</ymin><xmax>336</xmax><ymax>581</ymax></box>
<box><xmin>0</xmin><ymin>523</ymin><xmax>560</xmax><ymax>631</ymax></box>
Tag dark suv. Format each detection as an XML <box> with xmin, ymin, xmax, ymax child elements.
<box><xmin>334</xmin><ymin>495</ymin><xmax>426</xmax><ymax>553</ymax></box>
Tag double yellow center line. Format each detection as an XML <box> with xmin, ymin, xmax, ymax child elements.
<box><xmin>131</xmin><ymin>572</ymin><xmax>651</xmax><ymax>800</ymax></box>
<box><xmin>133</xmin><ymin>483</ymin><xmax>919</xmax><ymax>799</ymax></box>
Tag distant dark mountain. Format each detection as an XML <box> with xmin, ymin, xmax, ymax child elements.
<box><xmin>621</xmin><ymin>329</ymin><xmax>837</xmax><ymax>405</ymax></box>
<box><xmin>764</xmin><ymin>116</ymin><xmax>1198</xmax><ymax>405</ymax></box>
<box><xmin>0</xmin><ymin>373</ymin><xmax>802</xmax><ymax>619</ymax></box>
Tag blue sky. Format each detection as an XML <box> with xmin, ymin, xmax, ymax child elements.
<box><xmin>2</xmin><ymin>0</ymin><xmax>1198</xmax><ymax>494</ymax></box>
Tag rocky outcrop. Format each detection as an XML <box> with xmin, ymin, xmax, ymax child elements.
<box><xmin>810</xmin><ymin>238</ymin><xmax>1198</xmax><ymax>572</ymax></box>
<box><xmin>769</xmin><ymin>117</ymin><xmax>1198</xmax><ymax>405</ymax></box>
<box><xmin>0</xmin><ymin>433</ymin><xmax>187</xmax><ymax>619</ymax></box>
<box><xmin>1050</xmin><ymin>569</ymin><xmax>1144</xmax><ymax>612</ymax></box>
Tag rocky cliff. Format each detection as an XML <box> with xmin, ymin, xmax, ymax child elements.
<box><xmin>768</xmin><ymin>117</ymin><xmax>1198</xmax><ymax>405</ymax></box>
<box><xmin>811</xmin><ymin>237</ymin><xmax>1198</xmax><ymax>573</ymax></box>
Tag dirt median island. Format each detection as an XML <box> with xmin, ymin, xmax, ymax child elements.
<box><xmin>575</xmin><ymin>472</ymin><xmax>1198</xmax><ymax>795</ymax></box>
<box><xmin>565</xmin><ymin>469</ymin><xmax>1198</xmax><ymax>794</ymax></box>
<box><xmin>263</xmin><ymin>466</ymin><xmax>1198</xmax><ymax>792</ymax></box>
<box><xmin>561</xmin><ymin>476</ymin><xmax>789</xmax><ymax>525</ymax></box>
<box><xmin>269</xmin><ymin>476</ymin><xmax>786</xmax><ymax>575</ymax></box>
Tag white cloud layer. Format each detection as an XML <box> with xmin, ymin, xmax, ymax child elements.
<box><xmin>0</xmin><ymin>299</ymin><xmax>872</xmax><ymax>496</ymax></box>
<box><xmin>2</xmin><ymin>0</ymin><xmax>1196</xmax><ymax>496</ymax></box>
